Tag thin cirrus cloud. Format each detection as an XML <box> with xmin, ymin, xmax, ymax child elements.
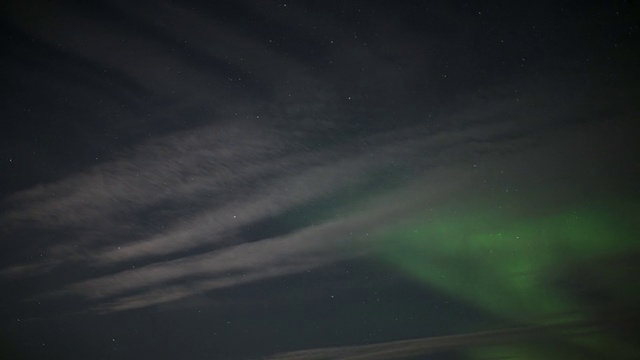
<box><xmin>0</xmin><ymin>96</ymin><xmax>546</xmax><ymax>313</ymax></box>
<box><xmin>5</xmin><ymin>85</ymin><xmax>634</xmax><ymax>315</ymax></box>
<box><xmin>4</xmin><ymin>0</ymin><xmax>625</xmax><ymax>315</ymax></box>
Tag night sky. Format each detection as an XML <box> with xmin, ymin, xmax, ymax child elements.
<box><xmin>2</xmin><ymin>1</ymin><xmax>639</xmax><ymax>359</ymax></box>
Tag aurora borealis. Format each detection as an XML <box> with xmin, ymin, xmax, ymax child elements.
<box><xmin>2</xmin><ymin>1</ymin><xmax>639</xmax><ymax>359</ymax></box>
<box><xmin>370</xmin><ymin>196</ymin><xmax>639</xmax><ymax>358</ymax></box>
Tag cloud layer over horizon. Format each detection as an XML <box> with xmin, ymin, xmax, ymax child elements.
<box><xmin>2</xmin><ymin>85</ymin><xmax>636</xmax><ymax>313</ymax></box>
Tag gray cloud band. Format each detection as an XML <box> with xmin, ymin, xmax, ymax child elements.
<box><xmin>4</xmin><ymin>0</ymin><xmax>619</xmax><ymax>313</ymax></box>
<box><xmin>1</xmin><ymin>99</ymin><xmax>539</xmax><ymax>313</ymax></box>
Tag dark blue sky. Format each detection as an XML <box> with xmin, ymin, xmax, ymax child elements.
<box><xmin>1</xmin><ymin>1</ymin><xmax>639</xmax><ymax>359</ymax></box>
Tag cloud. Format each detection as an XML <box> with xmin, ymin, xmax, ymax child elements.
<box><xmin>4</xmin><ymin>0</ymin><xmax>634</xmax><ymax>316</ymax></box>
<box><xmin>0</xmin><ymin>94</ymin><xmax>545</xmax><ymax>313</ymax></box>
<box><xmin>265</xmin><ymin>319</ymin><xmax>620</xmax><ymax>360</ymax></box>
<box><xmin>4</xmin><ymin>72</ymin><xmax>635</xmax><ymax>314</ymax></box>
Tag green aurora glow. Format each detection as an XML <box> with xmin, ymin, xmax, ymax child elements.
<box><xmin>369</xmin><ymin>196</ymin><xmax>639</xmax><ymax>359</ymax></box>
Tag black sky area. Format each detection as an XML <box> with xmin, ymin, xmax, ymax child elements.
<box><xmin>1</xmin><ymin>1</ymin><xmax>639</xmax><ymax>359</ymax></box>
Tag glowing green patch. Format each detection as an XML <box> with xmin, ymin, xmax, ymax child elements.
<box><xmin>368</xmin><ymin>196</ymin><xmax>639</xmax><ymax>358</ymax></box>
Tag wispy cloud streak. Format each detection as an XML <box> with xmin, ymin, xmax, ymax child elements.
<box><xmin>4</xmin><ymin>0</ymin><xmax>627</xmax><ymax>315</ymax></box>
<box><xmin>1</xmin><ymin>103</ymin><xmax>540</xmax><ymax>312</ymax></box>
<box><xmin>265</xmin><ymin>317</ymin><xmax>633</xmax><ymax>360</ymax></box>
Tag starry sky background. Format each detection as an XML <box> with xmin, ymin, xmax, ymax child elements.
<box><xmin>1</xmin><ymin>1</ymin><xmax>639</xmax><ymax>359</ymax></box>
